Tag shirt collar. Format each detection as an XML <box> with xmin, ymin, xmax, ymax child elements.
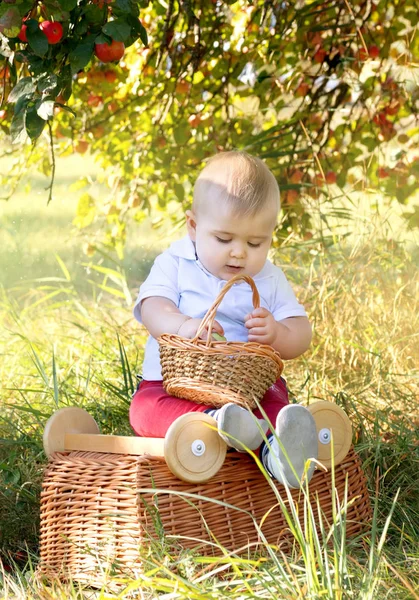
<box><xmin>168</xmin><ymin>235</ymin><xmax>197</xmax><ymax>260</ymax></box>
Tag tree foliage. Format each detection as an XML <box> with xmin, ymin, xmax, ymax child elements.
<box><xmin>0</xmin><ymin>0</ymin><xmax>418</xmax><ymax>254</ymax></box>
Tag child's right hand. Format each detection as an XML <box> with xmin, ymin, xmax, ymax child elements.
<box><xmin>178</xmin><ymin>317</ymin><xmax>224</xmax><ymax>340</ymax></box>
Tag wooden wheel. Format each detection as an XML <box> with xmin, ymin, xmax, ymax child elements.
<box><xmin>307</xmin><ymin>401</ymin><xmax>352</xmax><ymax>468</ymax></box>
<box><xmin>164</xmin><ymin>413</ymin><xmax>227</xmax><ymax>483</ymax></box>
<box><xmin>43</xmin><ymin>407</ymin><xmax>100</xmax><ymax>457</ymax></box>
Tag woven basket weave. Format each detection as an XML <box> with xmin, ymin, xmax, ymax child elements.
<box><xmin>158</xmin><ymin>274</ymin><xmax>284</xmax><ymax>409</ymax></box>
<box><xmin>39</xmin><ymin>446</ymin><xmax>371</xmax><ymax>586</ymax></box>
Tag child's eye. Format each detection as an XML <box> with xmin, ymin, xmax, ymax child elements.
<box><xmin>215</xmin><ymin>237</ymin><xmax>231</xmax><ymax>244</ymax></box>
<box><xmin>248</xmin><ymin>242</ymin><xmax>261</xmax><ymax>248</ymax></box>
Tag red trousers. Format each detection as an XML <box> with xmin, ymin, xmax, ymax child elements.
<box><xmin>129</xmin><ymin>377</ymin><xmax>289</xmax><ymax>439</ymax></box>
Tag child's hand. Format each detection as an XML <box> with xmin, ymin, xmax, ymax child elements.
<box><xmin>244</xmin><ymin>308</ymin><xmax>278</xmax><ymax>346</ymax></box>
<box><xmin>178</xmin><ymin>317</ymin><xmax>224</xmax><ymax>340</ymax></box>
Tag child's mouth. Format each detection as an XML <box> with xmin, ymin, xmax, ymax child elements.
<box><xmin>225</xmin><ymin>265</ymin><xmax>244</xmax><ymax>272</ymax></box>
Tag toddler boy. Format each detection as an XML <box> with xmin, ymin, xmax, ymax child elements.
<box><xmin>130</xmin><ymin>151</ymin><xmax>318</xmax><ymax>488</ymax></box>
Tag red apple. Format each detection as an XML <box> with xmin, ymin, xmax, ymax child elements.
<box><xmin>104</xmin><ymin>69</ymin><xmax>117</xmax><ymax>83</ymax></box>
<box><xmin>176</xmin><ymin>80</ymin><xmax>191</xmax><ymax>95</ymax></box>
<box><xmin>380</xmin><ymin>121</ymin><xmax>396</xmax><ymax>141</ymax></box>
<box><xmin>313</xmin><ymin>48</ymin><xmax>327</xmax><ymax>63</ymax></box>
<box><xmin>325</xmin><ymin>171</ymin><xmax>337</xmax><ymax>184</ymax></box>
<box><xmin>156</xmin><ymin>136</ymin><xmax>167</xmax><ymax>149</ymax></box>
<box><xmin>87</xmin><ymin>93</ymin><xmax>103</xmax><ymax>107</ymax></box>
<box><xmin>377</xmin><ymin>167</ymin><xmax>390</xmax><ymax>179</ymax></box>
<box><xmin>92</xmin><ymin>0</ymin><xmax>112</xmax><ymax>7</ymax></box>
<box><xmin>313</xmin><ymin>174</ymin><xmax>325</xmax><ymax>187</ymax></box>
<box><xmin>369</xmin><ymin>45</ymin><xmax>380</xmax><ymax>59</ymax></box>
<box><xmin>385</xmin><ymin>101</ymin><xmax>400</xmax><ymax>116</ymax></box>
<box><xmin>307</xmin><ymin>32</ymin><xmax>322</xmax><ymax>47</ymax></box>
<box><xmin>18</xmin><ymin>23</ymin><xmax>28</xmax><ymax>42</ymax></box>
<box><xmin>358</xmin><ymin>47</ymin><xmax>368</xmax><ymax>61</ymax></box>
<box><xmin>95</xmin><ymin>40</ymin><xmax>125</xmax><ymax>63</ymax></box>
<box><xmin>290</xmin><ymin>169</ymin><xmax>304</xmax><ymax>184</ymax></box>
<box><xmin>39</xmin><ymin>21</ymin><xmax>63</xmax><ymax>44</ymax></box>
<box><xmin>92</xmin><ymin>125</ymin><xmax>105</xmax><ymax>139</ymax></box>
<box><xmin>373</xmin><ymin>112</ymin><xmax>388</xmax><ymax>127</ymax></box>
<box><xmin>296</xmin><ymin>81</ymin><xmax>310</xmax><ymax>97</ymax></box>
<box><xmin>188</xmin><ymin>114</ymin><xmax>201</xmax><ymax>127</ymax></box>
<box><xmin>55</xmin><ymin>127</ymin><xmax>66</xmax><ymax>139</ymax></box>
<box><xmin>75</xmin><ymin>140</ymin><xmax>89</xmax><ymax>154</ymax></box>
<box><xmin>107</xmin><ymin>101</ymin><xmax>118</xmax><ymax>113</ymax></box>
<box><xmin>87</xmin><ymin>70</ymin><xmax>106</xmax><ymax>84</ymax></box>
<box><xmin>383</xmin><ymin>77</ymin><xmax>398</xmax><ymax>92</ymax></box>
<box><xmin>285</xmin><ymin>189</ymin><xmax>299</xmax><ymax>204</ymax></box>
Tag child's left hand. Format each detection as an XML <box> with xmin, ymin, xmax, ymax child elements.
<box><xmin>244</xmin><ymin>307</ymin><xmax>278</xmax><ymax>346</ymax></box>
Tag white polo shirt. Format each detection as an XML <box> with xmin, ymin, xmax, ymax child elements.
<box><xmin>134</xmin><ymin>236</ymin><xmax>307</xmax><ymax>380</ymax></box>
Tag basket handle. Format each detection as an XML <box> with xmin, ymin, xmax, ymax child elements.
<box><xmin>191</xmin><ymin>274</ymin><xmax>260</xmax><ymax>347</ymax></box>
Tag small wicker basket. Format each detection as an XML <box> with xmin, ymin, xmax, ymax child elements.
<box><xmin>158</xmin><ymin>274</ymin><xmax>284</xmax><ymax>409</ymax></box>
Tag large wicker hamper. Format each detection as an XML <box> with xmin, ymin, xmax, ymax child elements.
<box><xmin>39</xmin><ymin>446</ymin><xmax>371</xmax><ymax>586</ymax></box>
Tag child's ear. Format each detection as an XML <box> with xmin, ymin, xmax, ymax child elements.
<box><xmin>185</xmin><ymin>209</ymin><xmax>197</xmax><ymax>241</ymax></box>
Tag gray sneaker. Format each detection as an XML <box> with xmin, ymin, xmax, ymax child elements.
<box><xmin>266</xmin><ymin>404</ymin><xmax>318</xmax><ymax>488</ymax></box>
<box><xmin>216</xmin><ymin>403</ymin><xmax>269</xmax><ymax>451</ymax></box>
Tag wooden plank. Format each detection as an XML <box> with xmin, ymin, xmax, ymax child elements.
<box><xmin>64</xmin><ymin>433</ymin><xmax>165</xmax><ymax>456</ymax></box>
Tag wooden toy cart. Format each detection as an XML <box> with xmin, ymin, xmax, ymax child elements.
<box><xmin>39</xmin><ymin>402</ymin><xmax>371</xmax><ymax>586</ymax></box>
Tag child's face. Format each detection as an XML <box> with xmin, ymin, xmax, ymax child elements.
<box><xmin>186</xmin><ymin>202</ymin><xmax>276</xmax><ymax>281</ymax></box>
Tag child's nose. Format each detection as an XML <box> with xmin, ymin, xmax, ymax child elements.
<box><xmin>230</xmin><ymin>242</ymin><xmax>246</xmax><ymax>258</ymax></box>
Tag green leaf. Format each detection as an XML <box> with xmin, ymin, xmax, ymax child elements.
<box><xmin>94</xmin><ymin>33</ymin><xmax>111</xmax><ymax>45</ymax></box>
<box><xmin>8</xmin><ymin>76</ymin><xmax>35</xmax><ymax>103</ymax></box>
<box><xmin>37</xmin><ymin>73</ymin><xmax>58</xmax><ymax>95</ymax></box>
<box><xmin>102</xmin><ymin>19</ymin><xmax>132</xmax><ymax>42</ymax></box>
<box><xmin>173</xmin><ymin>124</ymin><xmax>191</xmax><ymax>145</ymax></box>
<box><xmin>25</xmin><ymin>102</ymin><xmax>46</xmax><ymax>140</ymax></box>
<box><xmin>59</xmin><ymin>0</ymin><xmax>78</xmax><ymax>10</ymax></box>
<box><xmin>83</xmin><ymin>4</ymin><xmax>105</xmax><ymax>24</ymax></box>
<box><xmin>17</xmin><ymin>1</ymin><xmax>34</xmax><ymax>15</ymax></box>
<box><xmin>395</xmin><ymin>185</ymin><xmax>415</xmax><ymax>205</ymax></box>
<box><xmin>69</xmin><ymin>35</ymin><xmax>95</xmax><ymax>74</ymax></box>
<box><xmin>25</xmin><ymin>54</ymin><xmax>46</xmax><ymax>76</ymax></box>
<box><xmin>0</xmin><ymin>6</ymin><xmax>21</xmax><ymax>38</ymax></box>
<box><xmin>4</xmin><ymin>468</ymin><xmax>20</xmax><ymax>486</ymax></box>
<box><xmin>69</xmin><ymin>177</ymin><xmax>89</xmax><ymax>192</ymax></box>
<box><xmin>10</xmin><ymin>98</ymin><xmax>28</xmax><ymax>143</ymax></box>
<box><xmin>40</xmin><ymin>1</ymin><xmax>70</xmax><ymax>22</ymax></box>
<box><xmin>59</xmin><ymin>64</ymin><xmax>73</xmax><ymax>101</ymax></box>
<box><xmin>114</xmin><ymin>0</ymin><xmax>134</xmax><ymax>14</ymax></box>
<box><xmin>127</xmin><ymin>15</ymin><xmax>148</xmax><ymax>46</ymax></box>
<box><xmin>14</xmin><ymin>93</ymin><xmax>30</xmax><ymax>116</ymax></box>
<box><xmin>73</xmin><ymin>193</ymin><xmax>96</xmax><ymax>228</ymax></box>
<box><xmin>73</xmin><ymin>19</ymin><xmax>89</xmax><ymax>37</ymax></box>
<box><xmin>403</xmin><ymin>205</ymin><xmax>419</xmax><ymax>229</ymax></box>
<box><xmin>27</xmin><ymin>20</ymin><xmax>49</xmax><ymax>57</ymax></box>
<box><xmin>56</xmin><ymin>104</ymin><xmax>76</xmax><ymax>116</ymax></box>
<box><xmin>174</xmin><ymin>182</ymin><xmax>184</xmax><ymax>201</ymax></box>
<box><xmin>37</xmin><ymin>100</ymin><xmax>55</xmax><ymax>120</ymax></box>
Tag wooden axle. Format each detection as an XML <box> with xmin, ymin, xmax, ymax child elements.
<box><xmin>64</xmin><ymin>433</ymin><xmax>165</xmax><ymax>456</ymax></box>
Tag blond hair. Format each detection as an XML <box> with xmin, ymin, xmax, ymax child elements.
<box><xmin>193</xmin><ymin>151</ymin><xmax>280</xmax><ymax>217</ymax></box>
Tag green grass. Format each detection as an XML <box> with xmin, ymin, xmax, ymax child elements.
<box><xmin>0</xmin><ymin>163</ymin><xmax>418</xmax><ymax>598</ymax></box>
